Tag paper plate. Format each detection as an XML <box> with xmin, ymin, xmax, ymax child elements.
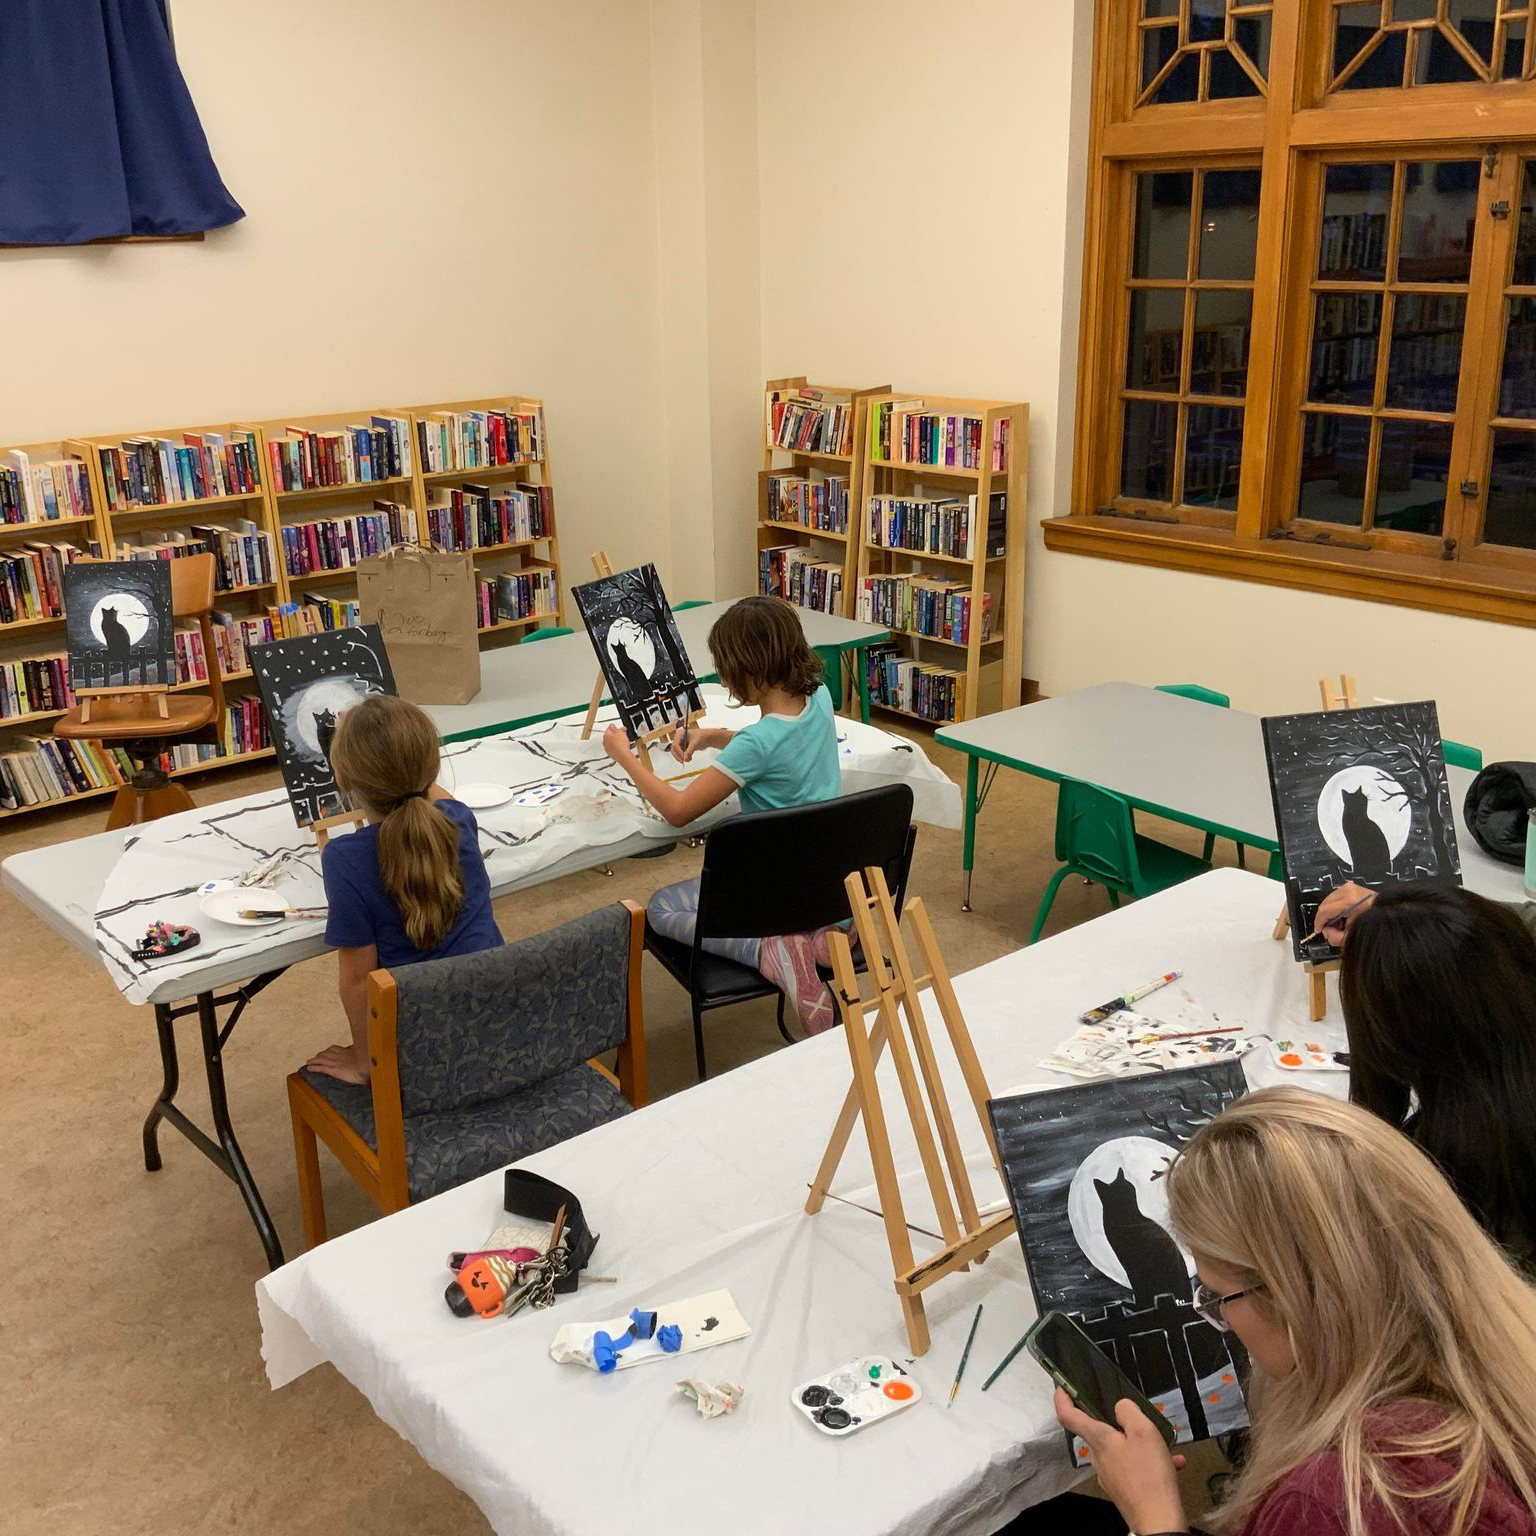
<box><xmin>200</xmin><ymin>888</ymin><xmax>293</xmax><ymax>927</ymax></box>
<box><xmin>455</xmin><ymin>782</ymin><xmax>516</xmax><ymax>810</ymax></box>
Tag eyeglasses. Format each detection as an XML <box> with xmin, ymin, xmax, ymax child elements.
<box><xmin>1192</xmin><ymin>1279</ymin><xmax>1263</xmax><ymax>1332</ymax></box>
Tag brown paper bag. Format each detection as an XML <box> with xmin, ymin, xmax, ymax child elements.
<box><xmin>357</xmin><ymin>543</ymin><xmax>481</xmax><ymax>705</ymax></box>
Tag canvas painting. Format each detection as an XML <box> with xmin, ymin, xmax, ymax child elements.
<box><xmin>250</xmin><ymin>625</ymin><xmax>396</xmax><ymax>826</ymax></box>
<box><xmin>571</xmin><ymin>563</ymin><xmax>703</xmax><ymax>739</ymax></box>
<box><xmin>1263</xmin><ymin>701</ymin><xmax>1461</xmax><ymax>960</ymax></box>
<box><xmin>989</xmin><ymin>1062</ymin><xmax>1251</xmax><ymax>1447</ymax></box>
<box><xmin>63</xmin><ymin>559</ymin><xmax>176</xmax><ymax>692</ymax></box>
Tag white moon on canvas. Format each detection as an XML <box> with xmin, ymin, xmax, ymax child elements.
<box><xmin>605</xmin><ymin>617</ymin><xmax>655</xmax><ymax>677</ymax></box>
<box><xmin>90</xmin><ymin>593</ymin><xmax>150</xmax><ymax>645</ymax></box>
<box><xmin>1066</xmin><ymin>1135</ymin><xmax>1191</xmax><ymax>1290</ymax></box>
<box><xmin>289</xmin><ymin>678</ymin><xmax>377</xmax><ymax>756</ymax></box>
<box><xmin>1316</xmin><ymin>766</ymin><xmax>1411</xmax><ymax>864</ymax></box>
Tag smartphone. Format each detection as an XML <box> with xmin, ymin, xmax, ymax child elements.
<box><xmin>1025</xmin><ymin>1309</ymin><xmax>1178</xmax><ymax>1448</ymax></box>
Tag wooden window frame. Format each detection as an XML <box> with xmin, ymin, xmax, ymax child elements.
<box><xmin>1048</xmin><ymin>0</ymin><xmax>1536</xmax><ymax>627</ymax></box>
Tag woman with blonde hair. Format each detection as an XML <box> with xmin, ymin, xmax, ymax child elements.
<box><xmin>305</xmin><ymin>694</ymin><xmax>502</xmax><ymax>1084</ymax></box>
<box><xmin>1055</xmin><ymin>1086</ymin><xmax>1536</xmax><ymax>1536</ymax></box>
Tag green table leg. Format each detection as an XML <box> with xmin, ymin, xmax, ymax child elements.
<box><xmin>856</xmin><ymin>644</ymin><xmax>871</xmax><ymax>724</ymax></box>
<box><xmin>814</xmin><ymin>645</ymin><xmax>841</xmax><ymax>709</ymax></box>
<box><xmin>962</xmin><ymin>754</ymin><xmax>979</xmax><ymax>912</ymax></box>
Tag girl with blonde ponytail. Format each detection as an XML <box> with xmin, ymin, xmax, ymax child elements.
<box><xmin>305</xmin><ymin>694</ymin><xmax>502</xmax><ymax>1084</ymax></box>
<box><xmin>1052</xmin><ymin>1087</ymin><xmax>1536</xmax><ymax>1536</ymax></box>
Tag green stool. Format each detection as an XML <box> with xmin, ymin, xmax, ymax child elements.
<box><xmin>1029</xmin><ymin>779</ymin><xmax>1211</xmax><ymax>944</ymax></box>
<box><xmin>1155</xmin><ymin>683</ymin><xmax>1245</xmax><ymax>868</ymax></box>
<box><xmin>673</xmin><ymin>600</ymin><xmax>709</xmax><ymax>611</ymax></box>
<box><xmin>521</xmin><ymin>625</ymin><xmax>574</xmax><ymax>644</ymax></box>
<box><xmin>1442</xmin><ymin>739</ymin><xmax>1483</xmax><ymax>771</ymax></box>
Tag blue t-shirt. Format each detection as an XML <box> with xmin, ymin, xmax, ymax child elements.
<box><xmin>714</xmin><ymin>685</ymin><xmax>842</xmax><ymax>815</ymax></box>
<box><xmin>322</xmin><ymin>797</ymin><xmax>503</xmax><ymax>968</ymax></box>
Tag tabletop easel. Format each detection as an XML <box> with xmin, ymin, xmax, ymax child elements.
<box><xmin>312</xmin><ymin>809</ymin><xmax>367</xmax><ymax>851</ymax></box>
<box><xmin>1273</xmin><ymin>674</ymin><xmax>1360</xmax><ymax>1019</ymax></box>
<box><xmin>577</xmin><ymin>549</ymin><xmax>702</xmax><ymax>773</ymax></box>
<box><xmin>807</xmin><ymin>866</ymin><xmax>1015</xmax><ymax>1356</ymax></box>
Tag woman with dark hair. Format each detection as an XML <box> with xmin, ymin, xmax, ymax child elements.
<box><xmin>1320</xmin><ymin>883</ymin><xmax>1536</xmax><ymax>1265</ymax></box>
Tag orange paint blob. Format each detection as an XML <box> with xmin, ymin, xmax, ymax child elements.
<box><xmin>1279</xmin><ymin>1052</ymin><xmax>1304</xmax><ymax>1066</ymax></box>
<box><xmin>1209</xmin><ymin>1392</ymin><xmax>1221</xmax><ymax>1403</ymax></box>
<box><xmin>1222</xmin><ymin>1373</ymin><xmax>1234</xmax><ymax>1384</ymax></box>
<box><xmin>1077</xmin><ymin>1446</ymin><xmax>1090</xmax><ymax>1459</ymax></box>
<box><xmin>883</xmin><ymin>1381</ymin><xmax>915</xmax><ymax>1401</ymax></box>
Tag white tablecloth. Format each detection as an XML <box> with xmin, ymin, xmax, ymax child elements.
<box><xmin>95</xmin><ymin>686</ymin><xmax>959</xmax><ymax>1004</ymax></box>
<box><xmin>256</xmin><ymin>869</ymin><xmax>1336</xmax><ymax>1536</ymax></box>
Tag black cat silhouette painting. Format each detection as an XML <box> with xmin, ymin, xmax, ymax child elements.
<box><xmin>572</xmin><ymin>563</ymin><xmax>702</xmax><ymax>740</ymax></box>
<box><xmin>63</xmin><ymin>558</ymin><xmax>175</xmax><ymax>692</ymax></box>
<box><xmin>989</xmin><ymin>1062</ymin><xmax>1252</xmax><ymax>1449</ymax></box>
<box><xmin>1263</xmin><ymin>702</ymin><xmax>1461</xmax><ymax>959</ymax></box>
<box><xmin>251</xmin><ymin>625</ymin><xmax>396</xmax><ymax>827</ymax></box>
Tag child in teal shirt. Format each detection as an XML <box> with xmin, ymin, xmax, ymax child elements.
<box><xmin>602</xmin><ymin>596</ymin><xmax>843</xmax><ymax>1033</ymax></box>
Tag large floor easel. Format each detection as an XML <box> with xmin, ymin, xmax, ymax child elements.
<box><xmin>577</xmin><ymin>550</ymin><xmax>702</xmax><ymax>772</ymax></box>
<box><xmin>807</xmin><ymin>866</ymin><xmax>1015</xmax><ymax>1355</ymax></box>
<box><xmin>1272</xmin><ymin>673</ymin><xmax>1360</xmax><ymax>1019</ymax></box>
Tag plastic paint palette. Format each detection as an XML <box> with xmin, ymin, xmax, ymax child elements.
<box><xmin>514</xmin><ymin>783</ymin><xmax>566</xmax><ymax>807</ymax></box>
<box><xmin>790</xmin><ymin>1354</ymin><xmax>921</xmax><ymax>1437</ymax></box>
<box><xmin>1270</xmin><ymin>1038</ymin><xmax>1348</xmax><ymax>1072</ymax></box>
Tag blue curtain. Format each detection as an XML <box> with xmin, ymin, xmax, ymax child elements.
<box><xmin>0</xmin><ymin>0</ymin><xmax>243</xmax><ymax>244</ymax></box>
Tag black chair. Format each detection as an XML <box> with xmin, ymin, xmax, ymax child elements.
<box><xmin>645</xmin><ymin>783</ymin><xmax>917</xmax><ymax>1079</ymax></box>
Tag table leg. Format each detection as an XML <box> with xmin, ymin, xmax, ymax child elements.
<box><xmin>140</xmin><ymin>974</ymin><xmax>287</xmax><ymax>1271</ymax></box>
<box><xmin>962</xmin><ymin>756</ymin><xmax>979</xmax><ymax>912</ymax></box>
<box><xmin>855</xmin><ymin>643</ymin><xmax>871</xmax><ymax>724</ymax></box>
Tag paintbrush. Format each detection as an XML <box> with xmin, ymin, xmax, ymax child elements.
<box><xmin>981</xmin><ymin>1328</ymin><xmax>1031</xmax><ymax>1392</ymax></box>
<box><xmin>237</xmin><ymin>907</ymin><xmax>326</xmax><ymax>920</ymax></box>
<box><xmin>948</xmin><ymin>1303</ymin><xmax>983</xmax><ymax>1406</ymax></box>
<box><xmin>1080</xmin><ymin>970</ymin><xmax>1182</xmax><ymax>1024</ymax></box>
<box><xmin>1319</xmin><ymin>892</ymin><xmax>1374</xmax><ymax>935</ymax></box>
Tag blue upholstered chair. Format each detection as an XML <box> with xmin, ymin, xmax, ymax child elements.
<box><xmin>287</xmin><ymin>901</ymin><xmax>647</xmax><ymax>1247</ymax></box>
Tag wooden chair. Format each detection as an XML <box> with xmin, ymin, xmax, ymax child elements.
<box><xmin>287</xmin><ymin>901</ymin><xmax>647</xmax><ymax>1248</ymax></box>
<box><xmin>54</xmin><ymin>553</ymin><xmax>226</xmax><ymax>828</ymax></box>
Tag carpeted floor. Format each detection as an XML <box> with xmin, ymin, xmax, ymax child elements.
<box><xmin>0</xmin><ymin>726</ymin><xmax>1225</xmax><ymax>1534</ymax></box>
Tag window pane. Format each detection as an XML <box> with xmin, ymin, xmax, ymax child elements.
<box><xmin>1233</xmin><ymin>11</ymin><xmax>1272</xmax><ymax>76</ymax></box>
<box><xmin>1513</xmin><ymin>162</ymin><xmax>1536</xmax><ymax>287</ymax></box>
<box><xmin>1484</xmin><ymin>428</ymin><xmax>1536</xmax><ymax>549</ymax></box>
<box><xmin>1199</xmin><ymin>169</ymin><xmax>1262</xmax><ymax>279</ymax></box>
<box><xmin>1375</xmin><ymin>420</ymin><xmax>1451</xmax><ymax>535</ymax></box>
<box><xmin>1416</xmin><ymin>27</ymin><xmax>1484</xmax><ymax>83</ymax></box>
<box><xmin>1183</xmin><ymin>404</ymin><xmax>1245</xmax><ymax>509</ymax></box>
<box><xmin>1396</xmin><ymin>161</ymin><xmax>1478</xmax><ymax>283</ymax></box>
<box><xmin>1498</xmin><ymin>297</ymin><xmax>1536</xmax><ymax>419</ymax></box>
<box><xmin>1384</xmin><ymin>293</ymin><xmax>1466</xmax><ymax>412</ymax></box>
<box><xmin>1142</xmin><ymin>0</ymin><xmax>1178</xmax><ymax>16</ymax></box>
<box><xmin>1133</xmin><ymin>171</ymin><xmax>1193</xmax><ymax>279</ymax></box>
<box><xmin>1298</xmin><ymin>413</ymin><xmax>1371</xmax><ymax>525</ymax></box>
<box><xmin>1121</xmin><ymin>399</ymin><xmax>1178</xmax><ymax>501</ymax></box>
<box><xmin>1447</xmin><ymin>0</ymin><xmax>1500</xmax><ymax>66</ymax></box>
<box><xmin>1501</xmin><ymin>18</ymin><xmax>1527</xmax><ymax>79</ymax></box>
<box><xmin>1192</xmin><ymin>290</ymin><xmax>1252</xmax><ymax>396</ymax></box>
<box><xmin>1319</xmin><ymin>164</ymin><xmax>1392</xmax><ymax>281</ymax></box>
<box><xmin>1151</xmin><ymin>49</ymin><xmax>1201</xmax><ymax>103</ymax></box>
<box><xmin>1395</xmin><ymin>0</ymin><xmax>1436</xmax><ymax>21</ymax></box>
<box><xmin>1188</xmin><ymin>0</ymin><xmax>1225</xmax><ymax>44</ymax></box>
<box><xmin>1333</xmin><ymin>4</ymin><xmax>1382</xmax><ymax>79</ymax></box>
<box><xmin>1210</xmin><ymin>46</ymin><xmax>1262</xmax><ymax>97</ymax></box>
<box><xmin>1127</xmin><ymin>288</ymin><xmax>1187</xmax><ymax>391</ymax></box>
<box><xmin>1341</xmin><ymin>27</ymin><xmax>1408</xmax><ymax>88</ymax></box>
<box><xmin>1309</xmin><ymin>292</ymin><xmax>1383</xmax><ymax>405</ymax></box>
<box><xmin>1141</xmin><ymin>24</ymin><xmax>1180</xmax><ymax>91</ymax></box>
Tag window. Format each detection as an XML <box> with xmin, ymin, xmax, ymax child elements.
<box><xmin>1052</xmin><ymin>1</ymin><xmax>1536</xmax><ymax>624</ymax></box>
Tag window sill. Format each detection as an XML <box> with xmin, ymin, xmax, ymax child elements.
<box><xmin>1041</xmin><ymin>513</ymin><xmax>1536</xmax><ymax>628</ymax></box>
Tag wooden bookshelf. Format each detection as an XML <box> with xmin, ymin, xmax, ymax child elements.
<box><xmin>756</xmin><ymin>378</ymin><xmax>888</xmax><ymax>624</ymax></box>
<box><xmin>854</xmin><ymin>392</ymin><xmax>1028</xmax><ymax>727</ymax></box>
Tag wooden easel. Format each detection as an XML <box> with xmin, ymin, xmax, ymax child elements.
<box><xmin>313</xmin><ymin>809</ymin><xmax>367</xmax><ymax>850</ymax></box>
<box><xmin>807</xmin><ymin>866</ymin><xmax>1016</xmax><ymax>1356</ymax></box>
<box><xmin>577</xmin><ymin>549</ymin><xmax>702</xmax><ymax>773</ymax></box>
<box><xmin>1272</xmin><ymin>673</ymin><xmax>1360</xmax><ymax>1019</ymax></box>
<box><xmin>76</xmin><ymin>684</ymin><xmax>170</xmax><ymax>726</ymax></box>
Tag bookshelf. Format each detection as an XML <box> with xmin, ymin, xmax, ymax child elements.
<box><xmin>756</xmin><ymin>378</ymin><xmax>888</xmax><ymax>623</ymax></box>
<box><xmin>854</xmin><ymin>392</ymin><xmax>1028</xmax><ymax>727</ymax></box>
<box><xmin>0</xmin><ymin>394</ymin><xmax>565</xmax><ymax>822</ymax></box>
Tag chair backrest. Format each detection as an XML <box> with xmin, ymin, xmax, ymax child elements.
<box><xmin>694</xmin><ymin>783</ymin><xmax>915</xmax><ymax>943</ymax></box>
<box><xmin>169</xmin><ymin>553</ymin><xmax>217</xmax><ymax>619</ymax></box>
<box><xmin>1443</xmin><ymin>738</ymin><xmax>1483</xmax><ymax>771</ymax></box>
<box><xmin>390</xmin><ymin>903</ymin><xmax>632</xmax><ymax>1118</ymax></box>
<box><xmin>1156</xmin><ymin>682</ymin><xmax>1230</xmax><ymax>709</ymax></box>
<box><xmin>1054</xmin><ymin>778</ymin><xmax>1140</xmax><ymax>890</ymax></box>
<box><xmin>522</xmin><ymin>625</ymin><xmax>574</xmax><ymax>644</ymax></box>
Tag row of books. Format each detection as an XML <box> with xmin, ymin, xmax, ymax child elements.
<box><xmin>855</xmin><ymin>574</ymin><xmax>993</xmax><ymax>644</ymax></box>
<box><xmin>766</xmin><ymin>388</ymin><xmax>856</xmax><ymax>457</ymax></box>
<box><xmin>869</xmin><ymin>400</ymin><xmax>1010</xmax><ymax>472</ymax></box>
<box><xmin>417</xmin><ymin>408</ymin><xmax>544</xmax><ymax>473</ymax></box>
<box><xmin>265</xmin><ymin>418</ymin><xmax>413</xmax><ymax>491</ymax></box>
<box><xmin>758</xmin><ymin>545</ymin><xmax>843</xmax><ymax>615</ymax></box>
<box><xmin>493</xmin><ymin>568</ymin><xmax>559</xmax><ymax>623</ymax></box>
<box><xmin>1318</xmin><ymin>209</ymin><xmax>1388</xmax><ymax>277</ymax></box>
<box><xmin>766</xmin><ymin>473</ymin><xmax>849</xmax><ymax>534</ymax></box>
<box><xmin>2</xmin><ymin>451</ymin><xmax>94</xmax><ymax>524</ymax></box>
<box><xmin>866</xmin><ymin>491</ymin><xmax>1006</xmax><ymax>560</ymax></box>
<box><xmin>279</xmin><ymin>502</ymin><xmax>419</xmax><ymax>578</ymax></box>
<box><xmin>865</xmin><ymin>642</ymin><xmax>966</xmax><ymax>724</ymax></box>
<box><xmin>0</xmin><ymin>700</ymin><xmax>273</xmax><ymax>812</ymax></box>
<box><xmin>423</xmin><ymin>483</ymin><xmax>552</xmax><ymax>550</ymax></box>
<box><xmin>0</xmin><ymin>540</ymin><xmax>87</xmax><ymax>625</ymax></box>
<box><xmin>118</xmin><ymin>523</ymin><xmax>277</xmax><ymax>592</ymax></box>
<box><xmin>96</xmin><ymin>431</ymin><xmax>262</xmax><ymax>511</ymax></box>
